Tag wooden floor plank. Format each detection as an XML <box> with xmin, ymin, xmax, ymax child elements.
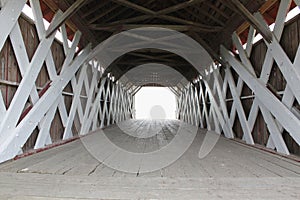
<box><xmin>0</xmin><ymin>119</ymin><xmax>299</xmax><ymax>199</ymax></box>
<box><xmin>0</xmin><ymin>172</ymin><xmax>299</xmax><ymax>199</ymax></box>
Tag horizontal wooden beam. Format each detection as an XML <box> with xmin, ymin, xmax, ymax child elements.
<box><xmin>91</xmin><ymin>14</ymin><xmax>223</xmax><ymax>32</ymax></box>
<box><xmin>89</xmin><ymin>24</ymin><xmax>222</xmax><ymax>32</ymax></box>
<box><xmin>91</xmin><ymin>15</ymin><xmax>152</xmax><ymax>27</ymax></box>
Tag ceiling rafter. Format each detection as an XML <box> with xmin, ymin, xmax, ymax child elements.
<box><xmin>102</xmin><ymin>0</ymin><xmax>157</xmax><ymax>25</ymax></box>
<box><xmin>128</xmin><ymin>52</ymin><xmax>175</xmax><ymax>63</ymax></box>
<box><xmin>225</xmin><ymin>0</ymin><xmax>273</xmax><ymax>43</ymax></box>
<box><xmin>82</xmin><ymin>0</ymin><xmax>109</xmax><ymax>19</ymax></box>
<box><xmin>112</xmin><ymin>0</ymin><xmax>156</xmax><ymax>15</ymax></box>
<box><xmin>46</xmin><ymin>0</ymin><xmax>272</xmax><ymax>80</ymax></box>
<box><xmin>101</xmin><ymin>7</ymin><xmax>134</xmax><ymax>23</ymax></box>
<box><xmin>236</xmin><ymin>0</ymin><xmax>278</xmax><ymax>35</ymax></box>
<box><xmin>90</xmin><ymin>14</ymin><xmax>223</xmax><ymax>32</ymax></box>
<box><xmin>46</xmin><ymin>0</ymin><xmax>87</xmax><ymax>37</ymax></box>
<box><xmin>91</xmin><ymin>15</ymin><xmax>152</xmax><ymax>27</ymax></box>
<box><xmin>89</xmin><ymin>24</ymin><xmax>222</xmax><ymax>32</ymax></box>
<box><xmin>87</xmin><ymin>4</ymin><xmax>120</xmax><ymax>24</ymax></box>
<box><xmin>203</xmin><ymin>1</ymin><xmax>230</xmax><ymax>20</ymax></box>
<box><xmin>41</xmin><ymin>0</ymin><xmax>97</xmax><ymax>46</ymax></box>
<box><xmin>190</xmin><ymin>6</ymin><xmax>226</xmax><ymax>26</ymax></box>
<box><xmin>156</xmin><ymin>0</ymin><xmax>207</xmax><ymax>15</ymax></box>
<box><xmin>110</xmin><ymin>0</ymin><xmax>221</xmax><ymax>30</ymax></box>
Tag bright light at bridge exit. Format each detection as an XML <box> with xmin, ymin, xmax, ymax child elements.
<box><xmin>134</xmin><ymin>87</ymin><xmax>176</xmax><ymax>119</ymax></box>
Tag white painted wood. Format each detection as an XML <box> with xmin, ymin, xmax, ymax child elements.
<box><xmin>257</xmin><ymin>101</ymin><xmax>290</xmax><ymax>154</ymax></box>
<box><xmin>268</xmin><ymin>40</ymin><xmax>300</xmax><ymax>104</ymax></box>
<box><xmin>233</xmin><ymin>33</ymin><xmax>256</xmax><ymax>76</ymax></box>
<box><xmin>9</xmin><ymin>23</ymin><xmax>40</xmax><ymax>104</ymax></box>
<box><xmin>218</xmin><ymin>3</ymin><xmax>294</xmax><ymax>153</ymax></box>
<box><xmin>212</xmin><ymin>70</ymin><xmax>235</xmax><ymax>137</ymax></box>
<box><xmin>265</xmin><ymin>37</ymin><xmax>300</xmax><ymax>150</ymax></box>
<box><xmin>194</xmin><ymin>86</ymin><xmax>203</xmax><ymax>127</ymax></box>
<box><xmin>227</xmin><ymin>30</ymin><xmax>256</xmax><ymax>131</ymax></box>
<box><xmin>226</xmin><ymin>68</ymin><xmax>254</xmax><ymax>144</ymax></box>
<box><xmin>30</xmin><ymin>0</ymin><xmax>59</xmax><ymax>80</ymax></box>
<box><xmin>272</xmin><ymin>0</ymin><xmax>292</xmax><ymax>41</ymax></box>
<box><xmin>221</xmin><ymin>45</ymin><xmax>300</xmax><ymax>145</ymax></box>
<box><xmin>30</xmin><ymin>0</ymin><xmax>46</xmax><ymax>39</ymax></box>
<box><xmin>30</xmin><ymin>0</ymin><xmax>71</xmax><ymax>136</ymax></box>
<box><xmin>34</xmin><ymin>100</ymin><xmax>59</xmax><ymax>149</ymax></box>
<box><xmin>199</xmin><ymin>83</ymin><xmax>211</xmax><ymax>130</ymax></box>
<box><xmin>60</xmin><ymin>24</ymin><xmax>69</xmax><ymax>54</ymax></box>
<box><xmin>245</xmin><ymin>26</ymin><xmax>256</xmax><ymax>56</ymax></box>
<box><xmin>0</xmin><ymin>13</ymin><xmax>60</xmax><ymax>140</ymax></box>
<box><xmin>0</xmin><ymin>44</ymin><xmax>91</xmax><ymax>162</ymax></box>
<box><xmin>82</xmin><ymin>78</ymin><xmax>106</xmax><ymax>132</ymax></box>
<box><xmin>0</xmin><ymin>0</ymin><xmax>26</xmax><ymax>50</ymax></box>
<box><xmin>203</xmin><ymin>80</ymin><xmax>233</xmax><ymax>138</ymax></box>
<box><xmin>63</xmin><ymin>65</ymin><xmax>88</xmax><ymax>140</ymax></box>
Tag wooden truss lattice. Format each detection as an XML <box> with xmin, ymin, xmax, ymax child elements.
<box><xmin>178</xmin><ymin>0</ymin><xmax>300</xmax><ymax>155</ymax></box>
<box><xmin>0</xmin><ymin>0</ymin><xmax>132</xmax><ymax>162</ymax></box>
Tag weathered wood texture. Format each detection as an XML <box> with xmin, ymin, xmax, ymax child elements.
<box><xmin>0</xmin><ymin>15</ymin><xmax>80</xmax><ymax>152</ymax></box>
<box><xmin>0</xmin><ymin>119</ymin><xmax>299</xmax><ymax>199</ymax></box>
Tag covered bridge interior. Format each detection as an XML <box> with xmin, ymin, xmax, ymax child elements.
<box><xmin>0</xmin><ymin>0</ymin><xmax>300</xmax><ymax>199</ymax></box>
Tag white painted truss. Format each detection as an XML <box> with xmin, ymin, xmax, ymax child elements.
<box><xmin>0</xmin><ymin>0</ymin><xmax>299</xmax><ymax>164</ymax></box>
<box><xmin>0</xmin><ymin>0</ymin><xmax>133</xmax><ymax>162</ymax></box>
<box><xmin>177</xmin><ymin>0</ymin><xmax>300</xmax><ymax>155</ymax></box>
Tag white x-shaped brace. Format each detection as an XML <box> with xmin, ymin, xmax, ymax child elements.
<box><xmin>80</xmin><ymin>76</ymin><xmax>133</xmax><ymax>135</ymax></box>
<box><xmin>178</xmin><ymin>83</ymin><xmax>210</xmax><ymax>129</ymax></box>
<box><xmin>0</xmin><ymin>0</ymin><xmax>94</xmax><ymax>162</ymax></box>
<box><xmin>219</xmin><ymin>0</ymin><xmax>300</xmax><ymax>154</ymax></box>
<box><xmin>0</xmin><ymin>39</ymin><xmax>91</xmax><ymax>162</ymax></box>
<box><xmin>220</xmin><ymin>5</ymin><xmax>300</xmax><ymax>154</ymax></box>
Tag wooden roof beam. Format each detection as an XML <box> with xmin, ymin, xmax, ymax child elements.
<box><xmin>203</xmin><ymin>1</ymin><xmax>230</xmax><ymax>20</ymax></box>
<box><xmin>82</xmin><ymin>0</ymin><xmax>109</xmax><ymax>18</ymax></box>
<box><xmin>156</xmin><ymin>0</ymin><xmax>206</xmax><ymax>15</ymax></box>
<box><xmin>188</xmin><ymin>6</ymin><xmax>226</xmax><ymax>26</ymax></box>
<box><xmin>236</xmin><ymin>0</ymin><xmax>278</xmax><ymax>35</ymax></box>
<box><xmin>92</xmin><ymin>15</ymin><xmax>153</xmax><ymax>27</ymax></box>
<box><xmin>225</xmin><ymin>0</ymin><xmax>273</xmax><ymax>43</ymax></box>
<box><xmin>89</xmin><ymin>24</ymin><xmax>223</xmax><ymax>32</ymax></box>
<box><xmin>87</xmin><ymin>5</ymin><xmax>119</xmax><ymax>24</ymax></box>
<box><xmin>46</xmin><ymin>0</ymin><xmax>87</xmax><ymax>38</ymax></box>
<box><xmin>112</xmin><ymin>0</ymin><xmax>156</xmax><ymax>15</ymax></box>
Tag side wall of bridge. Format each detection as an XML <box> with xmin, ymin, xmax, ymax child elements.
<box><xmin>0</xmin><ymin>0</ymin><xmax>132</xmax><ymax>163</ymax></box>
<box><xmin>178</xmin><ymin>0</ymin><xmax>300</xmax><ymax>156</ymax></box>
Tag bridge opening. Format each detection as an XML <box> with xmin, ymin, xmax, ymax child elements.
<box><xmin>134</xmin><ymin>86</ymin><xmax>176</xmax><ymax>120</ymax></box>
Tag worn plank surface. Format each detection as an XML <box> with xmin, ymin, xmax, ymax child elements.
<box><xmin>0</xmin><ymin>119</ymin><xmax>300</xmax><ymax>199</ymax></box>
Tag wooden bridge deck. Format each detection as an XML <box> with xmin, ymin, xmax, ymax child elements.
<box><xmin>0</xmin><ymin>120</ymin><xmax>299</xmax><ymax>199</ymax></box>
